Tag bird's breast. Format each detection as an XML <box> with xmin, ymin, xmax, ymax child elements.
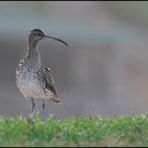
<box><xmin>16</xmin><ymin>64</ymin><xmax>42</xmax><ymax>98</ymax></box>
<box><xmin>16</xmin><ymin>64</ymin><xmax>54</xmax><ymax>99</ymax></box>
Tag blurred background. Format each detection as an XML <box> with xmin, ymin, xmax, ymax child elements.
<box><xmin>0</xmin><ymin>1</ymin><xmax>148</xmax><ymax>118</ymax></box>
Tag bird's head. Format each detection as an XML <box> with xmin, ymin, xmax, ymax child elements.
<box><xmin>29</xmin><ymin>29</ymin><xmax>68</xmax><ymax>46</ymax></box>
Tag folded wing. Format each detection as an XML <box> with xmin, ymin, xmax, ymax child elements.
<box><xmin>42</xmin><ymin>67</ymin><xmax>58</xmax><ymax>97</ymax></box>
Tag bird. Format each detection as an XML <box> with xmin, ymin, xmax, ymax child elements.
<box><xmin>16</xmin><ymin>29</ymin><xmax>68</xmax><ymax>113</ymax></box>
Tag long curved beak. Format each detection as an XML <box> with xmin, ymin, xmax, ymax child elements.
<box><xmin>45</xmin><ymin>35</ymin><xmax>68</xmax><ymax>46</ymax></box>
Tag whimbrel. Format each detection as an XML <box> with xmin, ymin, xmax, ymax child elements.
<box><xmin>16</xmin><ymin>29</ymin><xmax>68</xmax><ymax>112</ymax></box>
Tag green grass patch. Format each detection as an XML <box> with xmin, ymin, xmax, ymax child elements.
<box><xmin>0</xmin><ymin>114</ymin><xmax>147</xmax><ymax>147</ymax></box>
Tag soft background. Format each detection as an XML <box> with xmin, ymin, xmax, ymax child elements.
<box><xmin>0</xmin><ymin>1</ymin><xmax>148</xmax><ymax>118</ymax></box>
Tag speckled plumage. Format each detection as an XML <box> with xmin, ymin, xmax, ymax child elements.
<box><xmin>16</xmin><ymin>29</ymin><xmax>68</xmax><ymax>108</ymax></box>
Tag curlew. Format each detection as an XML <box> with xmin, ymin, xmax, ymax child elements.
<box><xmin>16</xmin><ymin>29</ymin><xmax>68</xmax><ymax>112</ymax></box>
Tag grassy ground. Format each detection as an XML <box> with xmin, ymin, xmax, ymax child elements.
<box><xmin>0</xmin><ymin>114</ymin><xmax>147</xmax><ymax>147</ymax></box>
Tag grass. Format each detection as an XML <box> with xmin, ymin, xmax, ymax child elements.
<box><xmin>0</xmin><ymin>114</ymin><xmax>147</xmax><ymax>147</ymax></box>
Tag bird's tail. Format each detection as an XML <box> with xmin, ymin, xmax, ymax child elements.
<box><xmin>49</xmin><ymin>95</ymin><xmax>61</xmax><ymax>104</ymax></box>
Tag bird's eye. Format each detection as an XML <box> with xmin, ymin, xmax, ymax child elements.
<box><xmin>34</xmin><ymin>33</ymin><xmax>39</xmax><ymax>36</ymax></box>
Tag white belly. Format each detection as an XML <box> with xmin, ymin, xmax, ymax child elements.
<box><xmin>17</xmin><ymin>77</ymin><xmax>43</xmax><ymax>99</ymax></box>
<box><xmin>17</xmin><ymin>77</ymin><xmax>54</xmax><ymax>100</ymax></box>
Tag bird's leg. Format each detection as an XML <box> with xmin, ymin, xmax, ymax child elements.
<box><xmin>31</xmin><ymin>97</ymin><xmax>35</xmax><ymax>113</ymax></box>
<box><xmin>42</xmin><ymin>99</ymin><xmax>45</xmax><ymax>110</ymax></box>
<box><xmin>41</xmin><ymin>99</ymin><xmax>46</xmax><ymax>120</ymax></box>
<box><xmin>27</xmin><ymin>98</ymin><xmax>36</xmax><ymax>123</ymax></box>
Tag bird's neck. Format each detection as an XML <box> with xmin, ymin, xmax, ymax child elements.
<box><xmin>26</xmin><ymin>39</ymin><xmax>41</xmax><ymax>67</ymax></box>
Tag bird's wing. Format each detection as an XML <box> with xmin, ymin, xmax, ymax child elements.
<box><xmin>42</xmin><ymin>67</ymin><xmax>58</xmax><ymax>96</ymax></box>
